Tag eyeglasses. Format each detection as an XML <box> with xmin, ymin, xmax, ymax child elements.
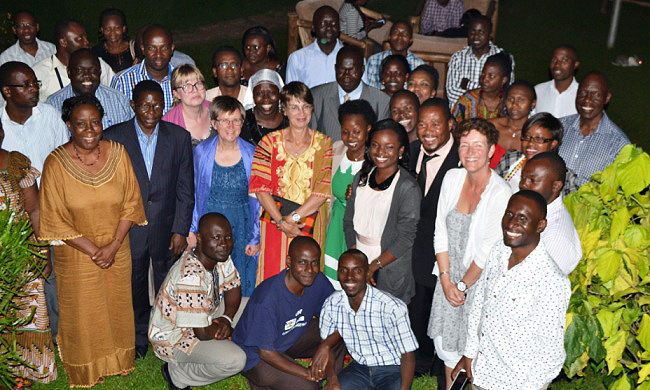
<box><xmin>135</xmin><ymin>103</ymin><xmax>164</xmax><ymax>112</ymax></box>
<box><xmin>14</xmin><ymin>23</ymin><xmax>35</xmax><ymax>30</ymax></box>
<box><xmin>176</xmin><ymin>81</ymin><xmax>205</xmax><ymax>93</ymax></box>
<box><xmin>520</xmin><ymin>135</ymin><xmax>554</xmax><ymax>144</ymax></box>
<box><xmin>5</xmin><ymin>80</ymin><xmax>42</xmax><ymax>89</ymax></box>
<box><xmin>216</xmin><ymin>118</ymin><xmax>243</xmax><ymax>126</ymax></box>
<box><xmin>217</xmin><ymin>63</ymin><xmax>239</xmax><ymax>70</ymax></box>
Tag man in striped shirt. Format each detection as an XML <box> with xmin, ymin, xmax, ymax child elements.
<box><xmin>319</xmin><ymin>249</ymin><xmax>418</xmax><ymax>390</ymax></box>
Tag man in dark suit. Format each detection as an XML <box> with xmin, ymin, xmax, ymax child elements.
<box><xmin>104</xmin><ymin>80</ymin><xmax>194</xmax><ymax>359</ymax></box>
<box><xmin>407</xmin><ymin>98</ymin><xmax>460</xmax><ymax>385</ymax></box>
<box><xmin>310</xmin><ymin>45</ymin><xmax>389</xmax><ymax>142</ymax></box>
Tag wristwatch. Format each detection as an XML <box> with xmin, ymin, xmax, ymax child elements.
<box><xmin>291</xmin><ymin>212</ymin><xmax>301</xmax><ymax>222</ymax></box>
<box><xmin>457</xmin><ymin>280</ymin><xmax>468</xmax><ymax>293</ymax></box>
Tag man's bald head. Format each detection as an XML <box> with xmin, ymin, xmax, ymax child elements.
<box><xmin>288</xmin><ymin>236</ymin><xmax>321</xmax><ymax>259</ymax></box>
<box><xmin>197</xmin><ymin>212</ymin><xmax>231</xmax><ymax>234</ymax></box>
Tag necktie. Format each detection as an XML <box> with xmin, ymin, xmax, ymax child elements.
<box><xmin>418</xmin><ymin>153</ymin><xmax>438</xmax><ymax>193</ymax></box>
<box><xmin>343</xmin><ymin>93</ymin><xmax>350</xmax><ymax>102</ymax></box>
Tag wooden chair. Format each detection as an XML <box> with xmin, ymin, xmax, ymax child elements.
<box><xmin>287</xmin><ymin>0</ymin><xmax>390</xmax><ymax>59</ymax></box>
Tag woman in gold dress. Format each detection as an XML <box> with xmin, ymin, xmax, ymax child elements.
<box><xmin>39</xmin><ymin>95</ymin><xmax>146</xmax><ymax>387</ymax></box>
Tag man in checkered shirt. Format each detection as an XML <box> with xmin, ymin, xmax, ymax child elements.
<box><xmin>318</xmin><ymin>249</ymin><xmax>418</xmax><ymax>390</ymax></box>
<box><xmin>445</xmin><ymin>15</ymin><xmax>514</xmax><ymax>107</ymax></box>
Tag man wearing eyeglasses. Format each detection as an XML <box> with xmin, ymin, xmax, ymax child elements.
<box><xmin>111</xmin><ymin>24</ymin><xmax>176</xmax><ymax>114</ymax></box>
<box><xmin>205</xmin><ymin>46</ymin><xmax>253</xmax><ymax>109</ymax></box>
<box><xmin>104</xmin><ymin>80</ymin><xmax>194</xmax><ymax>359</ymax></box>
<box><xmin>46</xmin><ymin>48</ymin><xmax>134</xmax><ymax>129</ymax></box>
<box><xmin>0</xmin><ymin>11</ymin><xmax>56</xmax><ymax>68</ymax></box>
<box><xmin>0</xmin><ymin>61</ymin><xmax>69</xmax><ymax>177</ymax></box>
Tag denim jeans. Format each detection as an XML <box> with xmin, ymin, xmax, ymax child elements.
<box><xmin>338</xmin><ymin>361</ymin><xmax>401</xmax><ymax>390</ymax></box>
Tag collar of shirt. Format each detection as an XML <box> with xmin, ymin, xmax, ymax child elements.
<box><xmin>134</xmin><ymin>119</ymin><xmax>159</xmax><ymax>144</ymax></box>
<box><xmin>338</xmin><ymin>82</ymin><xmax>363</xmax><ymax>104</ymax></box>
<box><xmin>308</xmin><ymin>39</ymin><xmax>343</xmax><ymax>58</ymax></box>
<box><xmin>137</xmin><ymin>60</ymin><xmax>173</xmax><ymax>82</ymax></box>
<box><xmin>1</xmin><ymin>103</ymin><xmax>42</xmax><ymax>126</ymax></box>
<box><xmin>567</xmin><ymin>111</ymin><xmax>617</xmax><ymax>138</ymax></box>
<box><xmin>547</xmin><ymin>194</ymin><xmax>564</xmax><ymax>216</ymax></box>
<box><xmin>417</xmin><ymin>135</ymin><xmax>453</xmax><ymax>170</ymax></box>
<box><xmin>551</xmin><ymin>77</ymin><xmax>578</xmax><ymax>95</ymax></box>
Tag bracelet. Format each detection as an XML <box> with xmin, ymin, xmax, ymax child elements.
<box><xmin>439</xmin><ymin>271</ymin><xmax>449</xmax><ymax>277</ymax></box>
<box><xmin>375</xmin><ymin>259</ymin><xmax>383</xmax><ymax>269</ymax></box>
<box><xmin>218</xmin><ymin>314</ymin><xmax>233</xmax><ymax>326</ymax></box>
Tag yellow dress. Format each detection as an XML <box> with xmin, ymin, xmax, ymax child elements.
<box><xmin>39</xmin><ymin>141</ymin><xmax>147</xmax><ymax>388</ymax></box>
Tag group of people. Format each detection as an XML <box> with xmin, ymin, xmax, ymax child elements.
<box><xmin>0</xmin><ymin>3</ymin><xmax>632</xmax><ymax>390</ymax></box>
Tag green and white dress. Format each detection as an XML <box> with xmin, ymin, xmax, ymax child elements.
<box><xmin>324</xmin><ymin>154</ymin><xmax>364</xmax><ymax>288</ymax></box>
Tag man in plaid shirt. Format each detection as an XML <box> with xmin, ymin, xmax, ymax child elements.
<box><xmin>419</xmin><ymin>0</ymin><xmax>464</xmax><ymax>36</ymax></box>
<box><xmin>318</xmin><ymin>249</ymin><xmax>418</xmax><ymax>390</ymax></box>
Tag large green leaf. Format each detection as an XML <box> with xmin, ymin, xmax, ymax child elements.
<box><xmin>604</xmin><ymin>330</ymin><xmax>627</xmax><ymax>373</ymax></box>
<box><xmin>610</xmin><ymin>374</ymin><xmax>632</xmax><ymax>390</ymax></box>
<box><xmin>617</xmin><ymin>151</ymin><xmax>650</xmax><ymax>197</ymax></box>
<box><xmin>638</xmin><ymin>381</ymin><xmax>650</xmax><ymax>390</ymax></box>
<box><xmin>586</xmin><ymin>316</ymin><xmax>607</xmax><ymax>362</ymax></box>
<box><xmin>566</xmin><ymin>350</ymin><xmax>590</xmax><ymax>378</ymax></box>
<box><xmin>598</xmin><ymin>308</ymin><xmax>623</xmax><ymax>339</ymax></box>
<box><xmin>564</xmin><ymin>316</ymin><xmax>587</xmax><ymax>369</ymax></box>
<box><xmin>624</xmin><ymin>225</ymin><xmax>649</xmax><ymax>249</ymax></box>
<box><xmin>598</xmin><ymin>249</ymin><xmax>622</xmax><ymax>283</ymax></box>
<box><xmin>610</xmin><ymin>208</ymin><xmax>630</xmax><ymax>242</ymax></box>
<box><xmin>638</xmin><ymin>314</ymin><xmax>650</xmax><ymax>351</ymax></box>
<box><xmin>640</xmin><ymin>363</ymin><xmax>650</xmax><ymax>384</ymax></box>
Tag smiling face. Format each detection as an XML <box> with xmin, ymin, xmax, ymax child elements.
<box><xmin>214</xmin><ymin>51</ymin><xmax>242</xmax><ymax>88</ymax></box>
<box><xmin>505</xmin><ymin>85</ymin><xmax>535</xmax><ymax>121</ymax></box>
<box><xmin>458</xmin><ymin>129</ymin><xmax>494</xmax><ymax>173</ymax></box>
<box><xmin>407</xmin><ymin>70</ymin><xmax>436</xmax><ymax>103</ymax></box>
<box><xmin>337</xmin><ymin>253</ymin><xmax>368</xmax><ymax>299</ymax></box>
<box><xmin>576</xmin><ymin>74</ymin><xmax>610</xmax><ymax>122</ymax></box>
<box><xmin>287</xmin><ymin>243</ymin><xmax>321</xmax><ymax>288</ymax></box>
<box><xmin>131</xmin><ymin>90</ymin><xmax>164</xmax><ymax>132</ymax></box>
<box><xmin>142</xmin><ymin>28</ymin><xmax>174</xmax><ymax>73</ymax></box>
<box><xmin>340</xmin><ymin>114</ymin><xmax>370</xmax><ymax>156</ymax></box>
<box><xmin>501</xmin><ymin>195</ymin><xmax>546</xmax><ymax>248</ymax></box>
<box><xmin>521</xmin><ymin>125</ymin><xmax>558</xmax><ymax>160</ymax></box>
<box><xmin>285</xmin><ymin>96</ymin><xmax>313</xmax><ymax>128</ymax></box>
<box><xmin>13</xmin><ymin>12</ymin><xmax>38</xmax><ymax>46</ymax></box>
<box><xmin>417</xmin><ymin>105</ymin><xmax>453</xmax><ymax>154</ymax></box>
<box><xmin>69</xmin><ymin>52</ymin><xmax>101</xmax><ymax>96</ymax></box>
<box><xmin>335</xmin><ymin>51</ymin><xmax>364</xmax><ymax>93</ymax></box>
<box><xmin>369</xmin><ymin>129</ymin><xmax>404</xmax><ymax>170</ymax></box>
<box><xmin>388</xmin><ymin>22</ymin><xmax>412</xmax><ymax>53</ymax></box>
<box><xmin>244</xmin><ymin>35</ymin><xmax>270</xmax><ymax>65</ymax></box>
<box><xmin>381</xmin><ymin>60</ymin><xmax>408</xmax><ymax>96</ymax></box>
<box><xmin>100</xmin><ymin>15</ymin><xmax>126</xmax><ymax>45</ymax></box>
<box><xmin>550</xmin><ymin>47</ymin><xmax>579</xmax><ymax>83</ymax></box>
<box><xmin>212</xmin><ymin>109</ymin><xmax>242</xmax><ymax>142</ymax></box>
<box><xmin>480</xmin><ymin>63</ymin><xmax>507</xmax><ymax>94</ymax></box>
<box><xmin>519</xmin><ymin>159</ymin><xmax>559</xmax><ymax>203</ymax></box>
<box><xmin>3</xmin><ymin>67</ymin><xmax>39</xmax><ymax>108</ymax></box>
<box><xmin>253</xmin><ymin>83</ymin><xmax>280</xmax><ymax>115</ymax></box>
<box><xmin>390</xmin><ymin>94</ymin><xmax>418</xmax><ymax>135</ymax></box>
<box><xmin>67</xmin><ymin>103</ymin><xmax>103</xmax><ymax>151</ymax></box>
<box><xmin>197</xmin><ymin>217</ymin><xmax>234</xmax><ymax>264</ymax></box>
<box><xmin>312</xmin><ymin>8</ymin><xmax>340</xmax><ymax>46</ymax></box>
<box><xmin>467</xmin><ymin>19</ymin><xmax>490</xmax><ymax>54</ymax></box>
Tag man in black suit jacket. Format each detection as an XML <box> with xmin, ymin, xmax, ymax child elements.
<box><xmin>309</xmin><ymin>45</ymin><xmax>390</xmax><ymax>142</ymax></box>
<box><xmin>104</xmin><ymin>80</ymin><xmax>194</xmax><ymax>358</ymax></box>
<box><xmin>408</xmin><ymin>98</ymin><xmax>460</xmax><ymax>385</ymax></box>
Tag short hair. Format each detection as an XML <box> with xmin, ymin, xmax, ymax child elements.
<box><xmin>54</xmin><ymin>19</ymin><xmax>79</xmax><ymax>43</ymax></box>
<box><xmin>143</xmin><ymin>24</ymin><xmax>173</xmax><ymax>45</ymax></box>
<box><xmin>484</xmin><ymin>51</ymin><xmax>512</xmax><ymax>81</ymax></box>
<box><xmin>522</xmin><ymin>112</ymin><xmax>563</xmax><ymax>148</ymax></box>
<box><xmin>0</xmin><ymin>61</ymin><xmax>32</xmax><ymax>93</ymax></box>
<box><xmin>13</xmin><ymin>10</ymin><xmax>35</xmax><ymax>25</ymax></box>
<box><xmin>313</xmin><ymin>5</ymin><xmax>339</xmax><ymax>25</ymax></box>
<box><xmin>171</xmin><ymin>64</ymin><xmax>205</xmax><ymax>106</ymax></box>
<box><xmin>410</xmin><ymin>64</ymin><xmax>439</xmax><ymax>91</ymax></box>
<box><xmin>420</xmin><ymin>97</ymin><xmax>453</xmax><ymax>121</ymax></box>
<box><xmin>98</xmin><ymin>8</ymin><xmax>129</xmax><ymax>42</ymax></box>
<box><xmin>339</xmin><ymin>248</ymin><xmax>369</xmax><ymax>266</ymax></box>
<box><xmin>390</xmin><ymin>89</ymin><xmax>420</xmax><ymax>110</ymax></box>
<box><xmin>338</xmin><ymin>99</ymin><xmax>377</xmax><ymax>126</ymax></box>
<box><xmin>469</xmin><ymin>14</ymin><xmax>492</xmax><ymax>32</ymax></box>
<box><xmin>68</xmin><ymin>48</ymin><xmax>99</xmax><ymax>67</ymax></box>
<box><xmin>390</xmin><ymin>21</ymin><xmax>413</xmax><ymax>37</ymax></box>
<box><xmin>288</xmin><ymin>236</ymin><xmax>321</xmax><ymax>258</ymax></box>
<box><xmin>380</xmin><ymin>54</ymin><xmax>410</xmax><ymax>76</ymax></box>
<box><xmin>359</xmin><ymin>118</ymin><xmax>410</xmax><ymax>186</ymax></box>
<box><xmin>212</xmin><ymin>45</ymin><xmax>243</xmax><ymax>68</ymax></box>
<box><xmin>336</xmin><ymin>45</ymin><xmax>364</xmax><ymax>65</ymax></box>
<box><xmin>132</xmin><ymin>80</ymin><xmax>164</xmax><ymax>103</ymax></box>
<box><xmin>209</xmin><ymin>95</ymin><xmax>245</xmax><ymax>122</ymax></box>
<box><xmin>527</xmin><ymin>151</ymin><xmax>567</xmax><ymax>185</ymax></box>
<box><xmin>511</xmin><ymin>190</ymin><xmax>547</xmax><ymax>219</ymax></box>
<box><xmin>198</xmin><ymin>212</ymin><xmax>230</xmax><ymax>232</ymax></box>
<box><xmin>581</xmin><ymin>71</ymin><xmax>609</xmax><ymax>92</ymax></box>
<box><xmin>506</xmin><ymin>80</ymin><xmax>536</xmax><ymax>102</ymax></box>
<box><xmin>453</xmin><ymin>118</ymin><xmax>499</xmax><ymax>147</ymax></box>
<box><xmin>61</xmin><ymin>95</ymin><xmax>105</xmax><ymax>122</ymax></box>
<box><xmin>553</xmin><ymin>43</ymin><xmax>579</xmax><ymax>61</ymax></box>
<box><xmin>280</xmin><ymin>81</ymin><xmax>313</xmax><ymax>110</ymax></box>
<box><xmin>242</xmin><ymin>26</ymin><xmax>278</xmax><ymax>61</ymax></box>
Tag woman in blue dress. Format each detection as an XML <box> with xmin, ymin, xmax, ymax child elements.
<box><xmin>190</xmin><ymin>96</ymin><xmax>260</xmax><ymax>296</ymax></box>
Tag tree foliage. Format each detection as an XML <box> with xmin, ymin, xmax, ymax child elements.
<box><xmin>564</xmin><ymin>145</ymin><xmax>650</xmax><ymax>388</ymax></box>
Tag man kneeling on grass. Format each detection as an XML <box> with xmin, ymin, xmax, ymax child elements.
<box><xmin>315</xmin><ymin>249</ymin><xmax>418</xmax><ymax>390</ymax></box>
<box><xmin>149</xmin><ymin>213</ymin><xmax>246</xmax><ymax>390</ymax></box>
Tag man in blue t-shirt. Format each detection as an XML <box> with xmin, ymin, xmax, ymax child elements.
<box><xmin>232</xmin><ymin>237</ymin><xmax>346</xmax><ymax>389</ymax></box>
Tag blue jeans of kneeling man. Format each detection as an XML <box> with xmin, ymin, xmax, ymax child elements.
<box><xmin>338</xmin><ymin>360</ymin><xmax>401</xmax><ymax>390</ymax></box>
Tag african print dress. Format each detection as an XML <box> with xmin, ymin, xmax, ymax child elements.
<box><xmin>249</xmin><ymin>130</ymin><xmax>332</xmax><ymax>284</ymax></box>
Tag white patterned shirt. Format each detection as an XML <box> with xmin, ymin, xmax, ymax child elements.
<box><xmin>0</xmin><ymin>38</ymin><xmax>56</xmax><ymax>67</ymax></box>
<box><xmin>286</xmin><ymin>40</ymin><xmax>343</xmax><ymax>88</ymax></box>
<box><xmin>464</xmin><ymin>241</ymin><xmax>570</xmax><ymax>390</ymax></box>
<box><xmin>445</xmin><ymin>43</ymin><xmax>515</xmax><ymax>107</ymax></box>
<box><xmin>320</xmin><ymin>286</ymin><xmax>418</xmax><ymax>367</ymax></box>
<box><xmin>534</xmin><ymin>78</ymin><xmax>578</xmax><ymax>118</ymax></box>
<box><xmin>543</xmin><ymin>196</ymin><xmax>582</xmax><ymax>275</ymax></box>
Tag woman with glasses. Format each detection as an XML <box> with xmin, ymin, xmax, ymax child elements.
<box><xmin>249</xmin><ymin>81</ymin><xmax>333</xmax><ymax>283</ymax></box>
<box><xmin>162</xmin><ymin>64</ymin><xmax>214</xmax><ymax>148</ymax></box>
<box><xmin>490</xmin><ymin>81</ymin><xmax>537</xmax><ymax>152</ymax></box>
<box><xmin>495</xmin><ymin>112</ymin><xmax>579</xmax><ymax>194</ymax></box>
<box><xmin>190</xmin><ymin>96</ymin><xmax>260</xmax><ymax>296</ymax></box>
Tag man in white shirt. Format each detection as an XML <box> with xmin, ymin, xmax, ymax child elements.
<box><xmin>205</xmin><ymin>46</ymin><xmax>253</xmax><ymax>109</ymax></box>
<box><xmin>33</xmin><ymin>19</ymin><xmax>114</xmax><ymax>102</ymax></box>
<box><xmin>452</xmin><ymin>191</ymin><xmax>571</xmax><ymax>389</ymax></box>
<box><xmin>286</xmin><ymin>6</ymin><xmax>343</xmax><ymax>88</ymax></box>
<box><xmin>0</xmin><ymin>11</ymin><xmax>56</xmax><ymax>67</ymax></box>
<box><xmin>534</xmin><ymin>45</ymin><xmax>580</xmax><ymax>118</ymax></box>
<box><xmin>519</xmin><ymin>152</ymin><xmax>582</xmax><ymax>274</ymax></box>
